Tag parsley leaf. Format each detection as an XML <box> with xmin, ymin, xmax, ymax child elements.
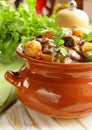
<box><xmin>82</xmin><ymin>31</ymin><xmax>92</xmax><ymax>41</ymax></box>
<box><xmin>60</xmin><ymin>47</ymin><xmax>69</xmax><ymax>57</ymax></box>
<box><xmin>56</xmin><ymin>39</ymin><xmax>64</xmax><ymax>46</ymax></box>
<box><xmin>85</xmin><ymin>55</ymin><xmax>92</xmax><ymax>62</ymax></box>
<box><xmin>84</xmin><ymin>50</ymin><xmax>92</xmax><ymax>62</ymax></box>
<box><xmin>87</xmin><ymin>49</ymin><xmax>92</xmax><ymax>55</ymax></box>
<box><xmin>56</xmin><ymin>46</ymin><xmax>69</xmax><ymax>57</ymax></box>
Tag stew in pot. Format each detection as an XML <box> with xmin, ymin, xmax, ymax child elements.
<box><xmin>23</xmin><ymin>27</ymin><xmax>92</xmax><ymax>63</ymax></box>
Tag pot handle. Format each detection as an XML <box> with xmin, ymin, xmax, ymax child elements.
<box><xmin>5</xmin><ymin>71</ymin><xmax>20</xmax><ymax>86</ymax></box>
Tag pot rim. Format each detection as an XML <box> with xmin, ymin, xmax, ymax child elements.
<box><xmin>16</xmin><ymin>44</ymin><xmax>92</xmax><ymax>67</ymax></box>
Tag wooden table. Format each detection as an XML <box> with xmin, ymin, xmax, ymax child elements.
<box><xmin>0</xmin><ymin>100</ymin><xmax>92</xmax><ymax>130</ymax></box>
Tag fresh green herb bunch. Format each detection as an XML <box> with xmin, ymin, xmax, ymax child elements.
<box><xmin>0</xmin><ymin>1</ymin><xmax>24</xmax><ymax>62</ymax></box>
<box><xmin>0</xmin><ymin>0</ymin><xmax>59</xmax><ymax>63</ymax></box>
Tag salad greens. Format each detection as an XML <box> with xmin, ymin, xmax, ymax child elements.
<box><xmin>0</xmin><ymin>0</ymin><xmax>60</xmax><ymax>63</ymax></box>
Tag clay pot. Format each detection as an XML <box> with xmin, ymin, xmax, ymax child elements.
<box><xmin>5</xmin><ymin>44</ymin><xmax>92</xmax><ymax>118</ymax></box>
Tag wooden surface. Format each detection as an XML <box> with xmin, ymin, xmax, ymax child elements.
<box><xmin>0</xmin><ymin>100</ymin><xmax>92</xmax><ymax>130</ymax></box>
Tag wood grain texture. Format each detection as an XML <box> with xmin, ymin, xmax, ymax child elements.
<box><xmin>0</xmin><ymin>100</ymin><xmax>92</xmax><ymax>130</ymax></box>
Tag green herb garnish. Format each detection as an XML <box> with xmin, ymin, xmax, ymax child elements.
<box><xmin>82</xmin><ymin>31</ymin><xmax>92</xmax><ymax>41</ymax></box>
<box><xmin>85</xmin><ymin>55</ymin><xmax>92</xmax><ymax>62</ymax></box>
<box><xmin>56</xmin><ymin>46</ymin><xmax>69</xmax><ymax>57</ymax></box>
<box><xmin>54</xmin><ymin>28</ymin><xmax>65</xmax><ymax>46</ymax></box>
<box><xmin>84</xmin><ymin>49</ymin><xmax>92</xmax><ymax>62</ymax></box>
<box><xmin>87</xmin><ymin>49</ymin><xmax>92</xmax><ymax>55</ymax></box>
<box><xmin>56</xmin><ymin>39</ymin><xmax>64</xmax><ymax>46</ymax></box>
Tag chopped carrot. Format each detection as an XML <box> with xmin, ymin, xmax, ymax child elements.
<box><xmin>72</xmin><ymin>29</ymin><xmax>85</xmax><ymax>37</ymax></box>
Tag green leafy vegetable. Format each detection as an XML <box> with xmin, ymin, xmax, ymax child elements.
<box><xmin>87</xmin><ymin>49</ymin><xmax>92</xmax><ymax>55</ymax></box>
<box><xmin>82</xmin><ymin>31</ymin><xmax>92</xmax><ymax>41</ymax></box>
<box><xmin>85</xmin><ymin>55</ymin><xmax>92</xmax><ymax>62</ymax></box>
<box><xmin>56</xmin><ymin>46</ymin><xmax>69</xmax><ymax>57</ymax></box>
<box><xmin>54</xmin><ymin>28</ymin><xmax>68</xmax><ymax>57</ymax></box>
<box><xmin>85</xmin><ymin>50</ymin><xmax>92</xmax><ymax>62</ymax></box>
<box><xmin>60</xmin><ymin>47</ymin><xmax>69</xmax><ymax>57</ymax></box>
<box><xmin>56</xmin><ymin>39</ymin><xmax>64</xmax><ymax>46</ymax></box>
<box><xmin>54</xmin><ymin>28</ymin><xmax>65</xmax><ymax>46</ymax></box>
<box><xmin>0</xmin><ymin>0</ymin><xmax>61</xmax><ymax>63</ymax></box>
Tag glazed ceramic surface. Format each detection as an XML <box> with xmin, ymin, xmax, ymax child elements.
<box><xmin>5</xmin><ymin>44</ymin><xmax>92</xmax><ymax>118</ymax></box>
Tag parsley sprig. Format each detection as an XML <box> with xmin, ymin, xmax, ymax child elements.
<box><xmin>0</xmin><ymin>0</ymin><xmax>59</xmax><ymax>63</ymax></box>
<box><xmin>54</xmin><ymin>29</ymin><xmax>69</xmax><ymax>57</ymax></box>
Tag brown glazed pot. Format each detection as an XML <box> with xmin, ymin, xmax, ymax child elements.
<box><xmin>5</xmin><ymin>44</ymin><xmax>92</xmax><ymax>118</ymax></box>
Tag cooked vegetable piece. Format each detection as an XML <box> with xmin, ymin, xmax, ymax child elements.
<box><xmin>72</xmin><ymin>29</ymin><xmax>85</xmax><ymax>37</ymax></box>
<box><xmin>82</xmin><ymin>42</ymin><xmax>92</xmax><ymax>56</ymax></box>
<box><xmin>23</xmin><ymin>41</ymin><xmax>42</xmax><ymax>57</ymax></box>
